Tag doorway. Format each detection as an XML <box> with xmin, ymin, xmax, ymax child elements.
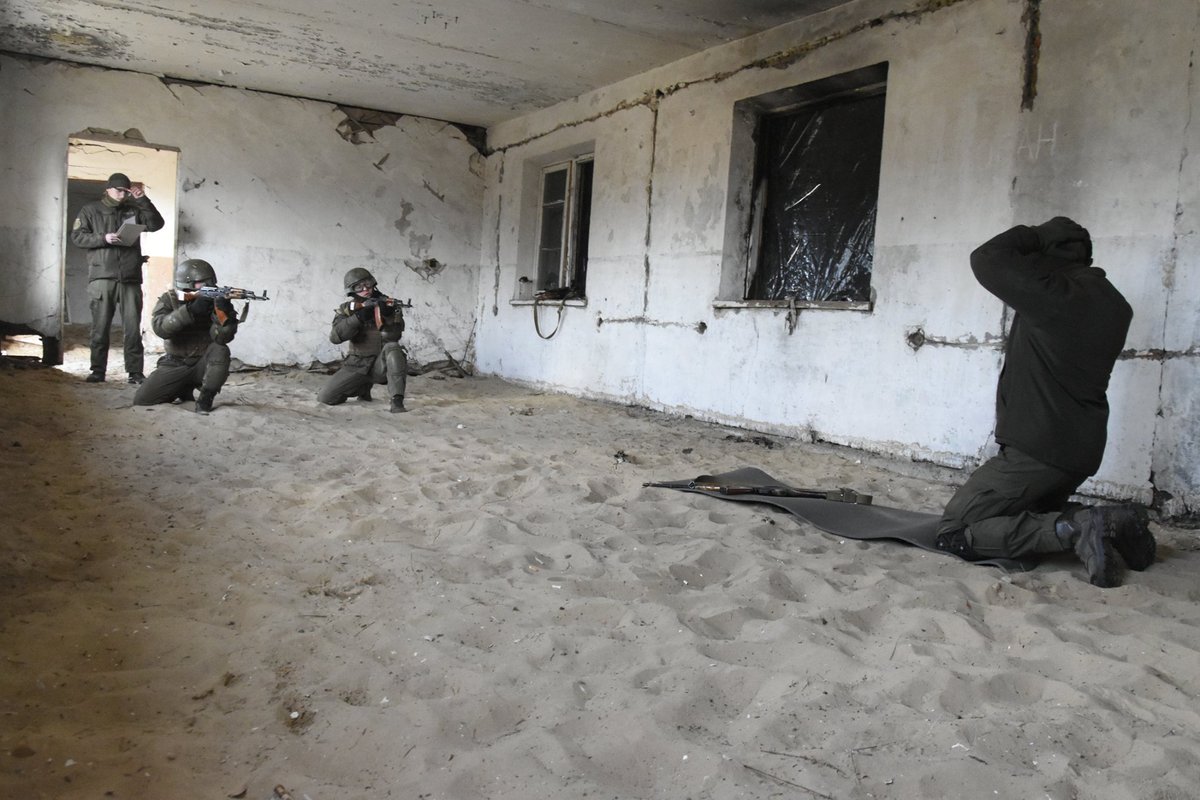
<box><xmin>64</xmin><ymin>135</ymin><xmax>179</xmax><ymax>362</ymax></box>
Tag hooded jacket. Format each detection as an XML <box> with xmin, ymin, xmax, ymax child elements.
<box><xmin>970</xmin><ymin>222</ymin><xmax>1132</xmax><ymax>476</ymax></box>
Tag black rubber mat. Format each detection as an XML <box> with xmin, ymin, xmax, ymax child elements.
<box><xmin>649</xmin><ymin>466</ymin><xmax>1035</xmax><ymax>572</ymax></box>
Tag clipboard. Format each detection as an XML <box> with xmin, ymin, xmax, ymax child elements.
<box><xmin>115</xmin><ymin>221</ymin><xmax>146</xmax><ymax>246</ymax></box>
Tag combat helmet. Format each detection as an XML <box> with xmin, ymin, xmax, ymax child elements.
<box><xmin>344</xmin><ymin>267</ymin><xmax>377</xmax><ymax>294</ymax></box>
<box><xmin>175</xmin><ymin>258</ymin><xmax>218</xmax><ymax>290</ymax></box>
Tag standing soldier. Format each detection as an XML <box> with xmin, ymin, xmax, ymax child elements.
<box><xmin>318</xmin><ymin>268</ymin><xmax>409</xmax><ymax>413</ymax></box>
<box><xmin>70</xmin><ymin>172</ymin><xmax>166</xmax><ymax>384</ymax></box>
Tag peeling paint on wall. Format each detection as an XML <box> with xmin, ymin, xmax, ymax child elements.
<box><xmin>4</xmin><ymin>25</ymin><xmax>126</xmax><ymax>59</ymax></box>
<box><xmin>393</xmin><ymin>200</ymin><xmax>415</xmax><ymax>234</ymax></box>
<box><xmin>405</xmin><ymin>257</ymin><xmax>446</xmax><ymax>281</ymax></box>
<box><xmin>422</xmin><ymin>180</ymin><xmax>446</xmax><ymax>202</ymax></box>
<box><xmin>409</xmin><ymin>232</ymin><xmax>433</xmax><ymax>257</ymax></box>
<box><xmin>335</xmin><ymin>105</ymin><xmax>402</xmax><ymax>144</ymax></box>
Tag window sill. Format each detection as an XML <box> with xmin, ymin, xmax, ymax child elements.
<box><xmin>713</xmin><ymin>298</ymin><xmax>873</xmax><ymax>312</ymax></box>
<box><xmin>511</xmin><ymin>297</ymin><xmax>588</xmax><ymax>308</ymax></box>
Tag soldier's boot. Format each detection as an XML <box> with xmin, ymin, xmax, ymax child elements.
<box><xmin>196</xmin><ymin>389</ymin><xmax>216</xmax><ymax>415</ymax></box>
<box><xmin>357</xmin><ymin>386</ymin><xmax>373</xmax><ymax>402</ymax></box>
<box><xmin>86</xmin><ymin>371</ymin><xmax>105</xmax><ymax>383</ymax></box>
<box><xmin>1054</xmin><ymin>507</ymin><xmax>1128</xmax><ymax>588</ymax></box>
<box><xmin>1058</xmin><ymin>505</ymin><xmax>1155</xmax><ymax>576</ymax></box>
<box><xmin>389</xmin><ymin>394</ymin><xmax>408</xmax><ymax>414</ymax></box>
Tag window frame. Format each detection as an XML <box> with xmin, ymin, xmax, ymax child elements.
<box><xmin>718</xmin><ymin>62</ymin><xmax>888</xmax><ymax>313</ymax></box>
<box><xmin>534</xmin><ymin>155</ymin><xmax>593</xmax><ymax>298</ymax></box>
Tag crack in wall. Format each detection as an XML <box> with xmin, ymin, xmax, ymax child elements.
<box><xmin>490</xmin><ymin>0</ymin><xmax>974</xmax><ymax>155</ymax></box>
<box><xmin>597</xmin><ymin>315</ymin><xmax>706</xmax><ymax>333</ymax></box>
<box><xmin>1120</xmin><ymin>347</ymin><xmax>1200</xmax><ymax>361</ymax></box>
<box><xmin>642</xmin><ymin>99</ymin><xmax>660</xmax><ymax>316</ymax></box>
<box><xmin>491</xmin><ymin>154</ymin><xmax>505</xmax><ymax>316</ymax></box>
<box><xmin>1020</xmin><ymin>0</ymin><xmax>1041</xmax><ymax>110</ymax></box>
<box><xmin>904</xmin><ymin>327</ymin><xmax>1002</xmax><ymax>351</ymax></box>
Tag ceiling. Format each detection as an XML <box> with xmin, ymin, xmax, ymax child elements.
<box><xmin>1</xmin><ymin>1</ymin><xmax>857</xmax><ymax>128</ymax></box>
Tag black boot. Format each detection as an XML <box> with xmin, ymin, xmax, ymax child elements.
<box><xmin>1059</xmin><ymin>505</ymin><xmax>1155</xmax><ymax>577</ymax></box>
<box><xmin>1117</xmin><ymin>506</ymin><xmax>1157</xmax><ymax>571</ymax></box>
<box><xmin>934</xmin><ymin>529</ymin><xmax>984</xmax><ymax>562</ymax></box>
<box><xmin>195</xmin><ymin>389</ymin><xmax>216</xmax><ymax>415</ymax></box>
<box><xmin>389</xmin><ymin>394</ymin><xmax>408</xmax><ymax>414</ymax></box>
<box><xmin>357</xmin><ymin>386</ymin><xmax>373</xmax><ymax>402</ymax></box>
<box><xmin>86</xmin><ymin>371</ymin><xmax>105</xmax><ymax>383</ymax></box>
<box><xmin>1056</xmin><ymin>508</ymin><xmax>1123</xmax><ymax>587</ymax></box>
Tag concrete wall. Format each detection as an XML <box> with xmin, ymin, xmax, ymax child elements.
<box><xmin>478</xmin><ymin>0</ymin><xmax>1200</xmax><ymax>514</ymax></box>
<box><xmin>0</xmin><ymin>54</ymin><xmax>483</xmax><ymax>368</ymax></box>
<box><xmin>2</xmin><ymin>0</ymin><xmax>1196</xmax><ymax>514</ymax></box>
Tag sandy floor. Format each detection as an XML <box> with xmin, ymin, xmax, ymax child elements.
<box><xmin>2</xmin><ymin>337</ymin><xmax>1199</xmax><ymax>800</ymax></box>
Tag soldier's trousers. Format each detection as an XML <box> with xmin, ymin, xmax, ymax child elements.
<box><xmin>317</xmin><ymin>343</ymin><xmax>408</xmax><ymax>405</ymax></box>
<box><xmin>89</xmin><ymin>278</ymin><xmax>144</xmax><ymax>375</ymax></box>
<box><xmin>132</xmin><ymin>345</ymin><xmax>231</xmax><ymax>405</ymax></box>
<box><xmin>937</xmin><ymin>446</ymin><xmax>1089</xmax><ymax>559</ymax></box>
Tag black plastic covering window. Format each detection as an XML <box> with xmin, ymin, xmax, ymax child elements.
<box><xmin>748</xmin><ymin>91</ymin><xmax>885</xmax><ymax>302</ymax></box>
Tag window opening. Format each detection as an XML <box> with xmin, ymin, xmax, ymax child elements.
<box><xmin>737</xmin><ymin>64</ymin><xmax>887</xmax><ymax>305</ymax></box>
<box><xmin>536</xmin><ymin>156</ymin><xmax>593</xmax><ymax>298</ymax></box>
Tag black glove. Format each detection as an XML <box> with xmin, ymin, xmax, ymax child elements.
<box><xmin>214</xmin><ymin>298</ymin><xmax>236</xmax><ymax>324</ymax></box>
<box><xmin>188</xmin><ymin>296</ymin><xmax>214</xmax><ymax>320</ymax></box>
<box><xmin>378</xmin><ymin>300</ymin><xmax>396</xmax><ymax>317</ymax></box>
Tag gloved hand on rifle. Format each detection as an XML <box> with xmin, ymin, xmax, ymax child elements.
<box><xmin>351</xmin><ymin>300</ymin><xmax>375</xmax><ymax>323</ymax></box>
<box><xmin>188</xmin><ymin>295</ymin><xmax>214</xmax><ymax>320</ymax></box>
<box><xmin>338</xmin><ymin>300</ymin><xmax>363</xmax><ymax>321</ymax></box>
<box><xmin>214</xmin><ymin>297</ymin><xmax>236</xmax><ymax>325</ymax></box>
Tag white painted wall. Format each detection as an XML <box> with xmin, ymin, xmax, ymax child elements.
<box><xmin>2</xmin><ymin>0</ymin><xmax>1196</xmax><ymax>515</ymax></box>
<box><xmin>0</xmin><ymin>55</ymin><xmax>483</xmax><ymax>368</ymax></box>
<box><xmin>478</xmin><ymin>0</ymin><xmax>1200</xmax><ymax>513</ymax></box>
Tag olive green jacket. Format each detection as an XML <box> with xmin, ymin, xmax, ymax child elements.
<box><xmin>70</xmin><ymin>195</ymin><xmax>166</xmax><ymax>284</ymax></box>
<box><xmin>150</xmin><ymin>292</ymin><xmax>238</xmax><ymax>359</ymax></box>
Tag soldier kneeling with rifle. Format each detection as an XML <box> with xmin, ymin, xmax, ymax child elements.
<box><xmin>133</xmin><ymin>258</ymin><xmax>264</xmax><ymax>414</ymax></box>
<box><xmin>318</xmin><ymin>268</ymin><xmax>410</xmax><ymax>413</ymax></box>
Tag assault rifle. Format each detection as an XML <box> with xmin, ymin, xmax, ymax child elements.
<box><xmin>349</xmin><ymin>295</ymin><xmax>412</xmax><ymax>310</ymax></box>
<box><xmin>181</xmin><ymin>286</ymin><xmax>270</xmax><ymax>302</ymax></box>
<box><xmin>643</xmin><ymin>479</ymin><xmax>872</xmax><ymax>505</ymax></box>
<box><xmin>178</xmin><ymin>286</ymin><xmax>270</xmax><ymax>323</ymax></box>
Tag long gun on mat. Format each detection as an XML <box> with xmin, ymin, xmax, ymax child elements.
<box><xmin>643</xmin><ymin>480</ymin><xmax>872</xmax><ymax>505</ymax></box>
<box><xmin>178</xmin><ymin>285</ymin><xmax>271</xmax><ymax>323</ymax></box>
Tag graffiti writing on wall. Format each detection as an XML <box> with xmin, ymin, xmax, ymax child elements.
<box><xmin>1017</xmin><ymin>121</ymin><xmax>1057</xmax><ymax>161</ymax></box>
